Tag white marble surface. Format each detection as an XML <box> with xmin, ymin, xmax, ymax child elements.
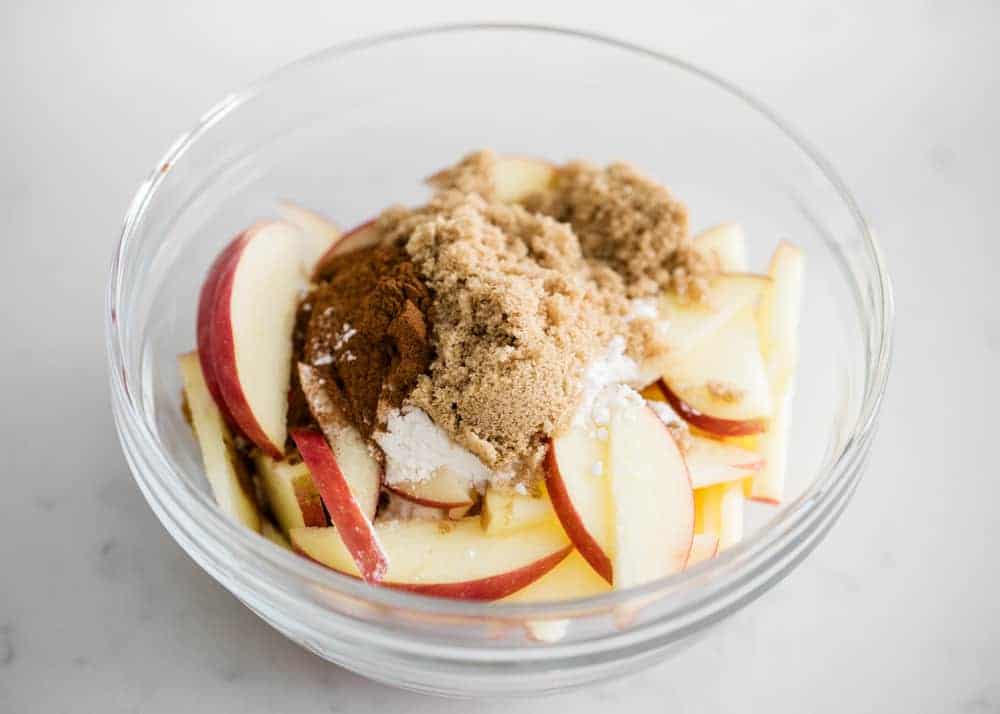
<box><xmin>1</xmin><ymin>1</ymin><xmax>996</xmax><ymax>711</ymax></box>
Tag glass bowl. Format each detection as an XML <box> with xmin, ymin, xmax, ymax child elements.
<box><xmin>106</xmin><ymin>24</ymin><xmax>893</xmax><ymax>698</ymax></box>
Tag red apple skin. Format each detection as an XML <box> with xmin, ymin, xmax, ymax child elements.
<box><xmin>209</xmin><ymin>227</ymin><xmax>289</xmax><ymax>459</ymax></box>
<box><xmin>293</xmin><ymin>479</ymin><xmax>329</xmax><ymax>527</ymax></box>
<box><xmin>656</xmin><ymin>379</ymin><xmax>768</xmax><ymax>437</ymax></box>
<box><xmin>543</xmin><ymin>443</ymin><xmax>614</xmax><ymax>585</ymax></box>
<box><xmin>387</xmin><ymin>546</ymin><xmax>572</xmax><ymax>600</ymax></box>
<box><xmin>383</xmin><ymin>484</ymin><xmax>473</xmax><ymax>511</ymax></box>
<box><xmin>312</xmin><ymin>219</ymin><xmax>378</xmax><ymax>280</ymax></box>
<box><xmin>196</xmin><ymin>234</ymin><xmax>248</xmax><ymax>419</ymax></box>
<box><xmin>290</xmin><ymin>429</ymin><xmax>387</xmax><ymax>582</ymax></box>
<box><xmin>292</xmin><ymin>541</ymin><xmax>572</xmax><ymax>601</ymax></box>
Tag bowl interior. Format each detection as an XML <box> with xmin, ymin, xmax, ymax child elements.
<box><xmin>113</xmin><ymin>26</ymin><xmax>882</xmax><ymax>617</ymax></box>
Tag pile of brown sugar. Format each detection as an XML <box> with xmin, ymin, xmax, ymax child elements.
<box><xmin>381</xmin><ymin>190</ymin><xmax>625</xmax><ymax>476</ymax></box>
<box><xmin>295</xmin><ymin>150</ymin><xmax>714</xmax><ymax>482</ymax></box>
<box><xmin>296</xmin><ymin>241</ymin><xmax>432</xmax><ymax>439</ymax></box>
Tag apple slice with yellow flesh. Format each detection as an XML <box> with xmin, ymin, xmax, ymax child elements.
<box><xmin>297</xmin><ymin>364</ymin><xmax>381</xmax><ymax>520</ymax></box>
<box><xmin>481</xmin><ymin>485</ymin><xmax>556</xmax><ymax>536</ymax></box>
<box><xmin>503</xmin><ymin>551</ymin><xmax>611</xmax><ymax>603</ymax></box>
<box><xmin>492</xmin><ymin>157</ymin><xmax>556</xmax><ymax>203</ymax></box>
<box><xmin>291</xmin><ymin>428</ymin><xmax>387</xmax><ymax>582</ymax></box>
<box><xmin>277</xmin><ymin>200</ymin><xmax>341</xmax><ymax>274</ymax></box>
<box><xmin>427</xmin><ymin>155</ymin><xmax>555</xmax><ymax>205</ymax></box>
<box><xmin>749</xmin><ymin>241</ymin><xmax>804</xmax><ymax>504</ymax></box>
<box><xmin>291</xmin><ymin>519</ymin><xmax>571</xmax><ymax>600</ymax></box>
<box><xmin>657</xmin><ymin>273</ymin><xmax>770</xmax><ymax>358</ymax></box>
<box><xmin>254</xmin><ymin>453</ymin><xmax>327</xmax><ymax>533</ymax></box>
<box><xmin>659</xmin><ymin>305</ymin><xmax>772</xmax><ymax>437</ymax></box>
<box><xmin>385</xmin><ymin>467</ymin><xmax>475</xmax><ymax>517</ymax></box>
<box><xmin>694</xmin><ymin>480</ymin><xmax>744</xmax><ymax>551</ymax></box>
<box><xmin>261</xmin><ymin>519</ymin><xmax>293</xmax><ymax>550</ymax></box>
<box><xmin>608</xmin><ymin>392</ymin><xmax>695</xmax><ymax>588</ymax></box>
<box><xmin>208</xmin><ymin>221</ymin><xmax>306</xmax><ymax>459</ymax></box>
<box><xmin>687</xmin><ymin>533</ymin><xmax>720</xmax><ymax>567</ymax></box>
<box><xmin>696</xmin><ymin>223</ymin><xmax>748</xmax><ymax>272</ymax></box>
<box><xmin>544</xmin><ymin>423</ymin><xmax>613</xmax><ymax>584</ymax></box>
<box><xmin>685</xmin><ymin>435</ymin><xmax>764</xmax><ymax>489</ymax></box>
<box><xmin>312</xmin><ymin>219</ymin><xmax>382</xmax><ymax>279</ymax></box>
<box><xmin>178</xmin><ymin>351</ymin><xmax>260</xmax><ymax>532</ymax></box>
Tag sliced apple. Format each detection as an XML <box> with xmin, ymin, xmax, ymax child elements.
<box><xmin>208</xmin><ymin>221</ymin><xmax>306</xmax><ymax>459</ymax></box>
<box><xmin>297</xmin><ymin>363</ymin><xmax>380</xmax><ymax>520</ymax></box>
<box><xmin>502</xmin><ymin>551</ymin><xmax>611</xmax><ymax>603</ymax></box>
<box><xmin>696</xmin><ymin>223</ymin><xmax>748</xmax><ymax>272</ymax></box>
<box><xmin>749</xmin><ymin>242</ymin><xmax>803</xmax><ymax>503</ymax></box>
<box><xmin>658</xmin><ymin>273</ymin><xmax>770</xmax><ymax>358</ymax></box>
<box><xmin>254</xmin><ymin>453</ymin><xmax>326</xmax><ymax>533</ymax></box>
<box><xmin>290</xmin><ymin>519</ymin><xmax>571</xmax><ymax>600</ymax></box>
<box><xmin>178</xmin><ymin>351</ymin><xmax>261</xmax><ymax>532</ymax></box>
<box><xmin>277</xmin><ymin>200</ymin><xmax>341</xmax><ymax>273</ymax></box>
<box><xmin>492</xmin><ymin>157</ymin><xmax>556</xmax><ymax>203</ymax></box>
<box><xmin>685</xmin><ymin>435</ymin><xmax>764</xmax><ymax>489</ymax></box>
<box><xmin>694</xmin><ymin>480</ymin><xmax>744</xmax><ymax>551</ymax></box>
<box><xmin>261</xmin><ymin>519</ymin><xmax>293</xmax><ymax>550</ymax></box>
<box><xmin>687</xmin><ymin>533</ymin><xmax>720</xmax><ymax>567</ymax></box>
<box><xmin>481</xmin><ymin>485</ymin><xmax>555</xmax><ymax>536</ymax></box>
<box><xmin>312</xmin><ymin>219</ymin><xmax>382</xmax><ymax>279</ymax></box>
<box><xmin>385</xmin><ymin>467</ymin><xmax>475</xmax><ymax>516</ymax></box>
<box><xmin>608</xmin><ymin>393</ymin><xmax>694</xmax><ymax>588</ymax></box>
<box><xmin>544</xmin><ymin>423</ymin><xmax>613</xmax><ymax>584</ymax></box>
<box><xmin>659</xmin><ymin>305</ymin><xmax>772</xmax><ymax>437</ymax></box>
<box><xmin>290</xmin><ymin>429</ymin><xmax>387</xmax><ymax>582</ymax></box>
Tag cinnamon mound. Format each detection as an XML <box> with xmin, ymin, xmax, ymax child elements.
<box><xmin>297</xmin><ymin>241</ymin><xmax>432</xmax><ymax>438</ymax></box>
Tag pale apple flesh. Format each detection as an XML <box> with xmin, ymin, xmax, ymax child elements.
<box><xmin>209</xmin><ymin>220</ymin><xmax>306</xmax><ymax>459</ymax></box>
<box><xmin>311</xmin><ymin>219</ymin><xmax>381</xmax><ymax>279</ymax></box>
<box><xmin>685</xmin><ymin>435</ymin><xmax>764</xmax><ymax>489</ymax></box>
<box><xmin>426</xmin><ymin>156</ymin><xmax>555</xmax><ymax>205</ymax></box>
<box><xmin>749</xmin><ymin>241</ymin><xmax>804</xmax><ymax>504</ymax></box>
<box><xmin>291</xmin><ymin>429</ymin><xmax>387</xmax><ymax>582</ymax></box>
<box><xmin>608</xmin><ymin>397</ymin><xmax>694</xmax><ymax>588</ymax></box>
<box><xmin>384</xmin><ymin>467</ymin><xmax>475</xmax><ymax>513</ymax></box>
<box><xmin>291</xmin><ymin>519</ymin><xmax>571</xmax><ymax>600</ymax></box>
<box><xmin>277</xmin><ymin>200</ymin><xmax>341</xmax><ymax>274</ymax></box>
<box><xmin>254</xmin><ymin>453</ymin><xmax>326</xmax><ymax>532</ymax></box>
<box><xmin>481</xmin><ymin>485</ymin><xmax>555</xmax><ymax>536</ymax></box>
<box><xmin>687</xmin><ymin>533</ymin><xmax>720</xmax><ymax>567</ymax></box>
<box><xmin>297</xmin><ymin>363</ymin><xmax>381</xmax><ymax>520</ymax></box>
<box><xmin>694</xmin><ymin>480</ymin><xmax>744</xmax><ymax>551</ymax></box>
<box><xmin>544</xmin><ymin>424</ymin><xmax>614</xmax><ymax>584</ymax></box>
<box><xmin>178</xmin><ymin>351</ymin><xmax>261</xmax><ymax>532</ymax></box>
<box><xmin>695</xmin><ymin>223</ymin><xmax>748</xmax><ymax>272</ymax></box>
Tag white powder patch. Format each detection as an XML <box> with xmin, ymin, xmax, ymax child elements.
<box><xmin>591</xmin><ymin>460</ymin><xmax>604</xmax><ymax>477</ymax></box>
<box><xmin>312</xmin><ymin>353</ymin><xmax>333</xmax><ymax>366</ymax></box>
<box><xmin>627</xmin><ymin>297</ymin><xmax>659</xmax><ymax>321</ymax></box>
<box><xmin>374</xmin><ymin>406</ymin><xmax>493</xmax><ymax>488</ymax></box>
<box><xmin>648</xmin><ymin>399</ymin><xmax>682</xmax><ymax>426</ymax></box>
<box><xmin>573</xmin><ymin>336</ymin><xmax>643</xmax><ymax>427</ymax></box>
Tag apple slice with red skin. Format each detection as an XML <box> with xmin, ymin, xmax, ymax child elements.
<box><xmin>208</xmin><ymin>221</ymin><xmax>306</xmax><ymax>459</ymax></box>
<box><xmin>384</xmin><ymin>466</ymin><xmax>475</xmax><ymax>518</ymax></box>
<box><xmin>290</xmin><ymin>429</ymin><xmax>387</xmax><ymax>583</ymax></box>
<box><xmin>297</xmin><ymin>363</ymin><xmax>381</xmax><ymax>520</ymax></box>
<box><xmin>544</xmin><ymin>423</ymin><xmax>613</xmax><ymax>584</ymax></box>
<box><xmin>684</xmin><ymin>435</ymin><xmax>764</xmax><ymax>489</ymax></box>
<box><xmin>481</xmin><ymin>485</ymin><xmax>555</xmax><ymax>536</ymax></box>
<box><xmin>686</xmin><ymin>533</ymin><xmax>720</xmax><ymax>567</ymax></box>
<box><xmin>608</xmin><ymin>394</ymin><xmax>694</xmax><ymax>588</ymax></box>
<box><xmin>277</xmin><ymin>200</ymin><xmax>341</xmax><ymax>274</ymax></box>
<box><xmin>658</xmin><ymin>303</ymin><xmax>773</xmax><ymax>437</ymax></box>
<box><xmin>312</xmin><ymin>219</ymin><xmax>382</xmax><ymax>280</ymax></box>
<box><xmin>290</xmin><ymin>518</ymin><xmax>571</xmax><ymax>600</ymax></box>
<box><xmin>196</xmin><ymin>235</ymin><xmax>247</xmax><ymax>419</ymax></box>
<box><xmin>178</xmin><ymin>351</ymin><xmax>261</xmax><ymax>532</ymax></box>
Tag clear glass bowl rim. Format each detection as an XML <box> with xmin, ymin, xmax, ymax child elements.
<box><xmin>106</xmin><ymin>23</ymin><xmax>894</xmax><ymax>630</ymax></box>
